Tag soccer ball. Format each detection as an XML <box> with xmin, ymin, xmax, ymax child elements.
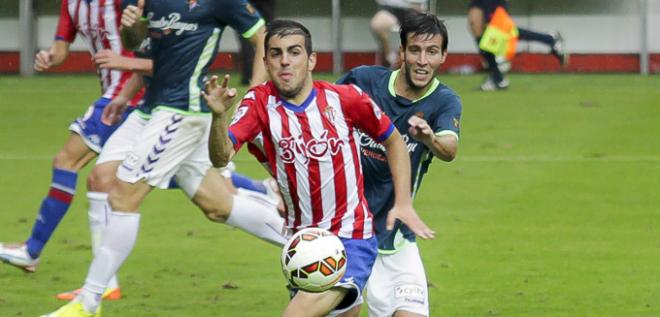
<box><xmin>281</xmin><ymin>228</ymin><xmax>347</xmax><ymax>293</ymax></box>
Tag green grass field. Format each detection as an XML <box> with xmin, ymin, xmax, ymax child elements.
<box><xmin>1</xmin><ymin>74</ymin><xmax>659</xmax><ymax>316</ymax></box>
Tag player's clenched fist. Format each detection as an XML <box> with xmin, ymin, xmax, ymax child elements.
<box><xmin>121</xmin><ymin>0</ymin><xmax>145</xmax><ymax>29</ymax></box>
<box><xmin>34</xmin><ymin>50</ymin><xmax>53</xmax><ymax>72</ymax></box>
<box><xmin>408</xmin><ymin>115</ymin><xmax>434</xmax><ymax>142</ymax></box>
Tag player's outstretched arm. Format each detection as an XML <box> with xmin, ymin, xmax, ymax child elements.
<box><xmin>382</xmin><ymin>129</ymin><xmax>436</xmax><ymax>240</ymax></box>
<box><xmin>34</xmin><ymin>40</ymin><xmax>70</xmax><ymax>72</ymax></box>
<box><xmin>93</xmin><ymin>49</ymin><xmax>153</xmax><ymax>75</ymax></box>
<box><xmin>245</xmin><ymin>25</ymin><xmax>268</xmax><ymax>87</ymax></box>
<box><xmin>408</xmin><ymin>115</ymin><xmax>458</xmax><ymax>162</ymax></box>
<box><xmin>205</xmin><ymin>75</ymin><xmax>238</xmax><ymax>167</ymax></box>
<box><xmin>120</xmin><ymin>0</ymin><xmax>147</xmax><ymax>51</ymax></box>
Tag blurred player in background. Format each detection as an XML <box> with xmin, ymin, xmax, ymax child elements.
<box><xmin>338</xmin><ymin>12</ymin><xmax>461</xmax><ymax>317</ymax></box>
<box><xmin>236</xmin><ymin>0</ymin><xmax>277</xmax><ymax>85</ymax></box>
<box><xmin>468</xmin><ymin>0</ymin><xmax>568</xmax><ymax>91</ymax></box>
<box><xmin>206</xmin><ymin>19</ymin><xmax>435</xmax><ymax>316</ymax></box>
<box><xmin>371</xmin><ymin>0</ymin><xmax>428</xmax><ymax>67</ymax></box>
<box><xmin>51</xmin><ymin>46</ymin><xmax>281</xmax><ymax>302</ymax></box>
<box><xmin>39</xmin><ymin>0</ymin><xmax>288</xmax><ymax>316</ymax></box>
<box><xmin>0</xmin><ymin>3</ymin><xmax>149</xmax><ymax>303</ymax></box>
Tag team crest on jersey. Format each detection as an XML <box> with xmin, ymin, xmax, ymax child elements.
<box><xmin>187</xmin><ymin>0</ymin><xmax>200</xmax><ymax>11</ymax></box>
<box><xmin>323</xmin><ymin>106</ymin><xmax>337</xmax><ymax>125</ymax></box>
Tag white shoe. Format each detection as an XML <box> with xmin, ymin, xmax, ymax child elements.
<box><xmin>480</xmin><ymin>77</ymin><xmax>510</xmax><ymax>91</ymax></box>
<box><xmin>551</xmin><ymin>31</ymin><xmax>569</xmax><ymax>66</ymax></box>
<box><xmin>0</xmin><ymin>242</ymin><xmax>39</xmax><ymax>273</ymax></box>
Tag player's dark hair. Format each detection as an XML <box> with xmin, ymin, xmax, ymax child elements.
<box><xmin>399</xmin><ymin>12</ymin><xmax>448</xmax><ymax>53</ymax></box>
<box><xmin>265</xmin><ymin>19</ymin><xmax>313</xmax><ymax>55</ymax></box>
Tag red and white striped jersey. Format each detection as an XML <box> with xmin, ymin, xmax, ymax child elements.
<box><xmin>55</xmin><ymin>0</ymin><xmax>137</xmax><ymax>101</ymax></box>
<box><xmin>229</xmin><ymin>81</ymin><xmax>395</xmax><ymax>239</ymax></box>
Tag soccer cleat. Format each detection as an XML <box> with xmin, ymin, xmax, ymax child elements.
<box><xmin>40</xmin><ymin>302</ymin><xmax>101</xmax><ymax>317</ymax></box>
<box><xmin>0</xmin><ymin>242</ymin><xmax>39</xmax><ymax>273</ymax></box>
<box><xmin>480</xmin><ymin>77</ymin><xmax>510</xmax><ymax>91</ymax></box>
<box><xmin>56</xmin><ymin>288</ymin><xmax>122</xmax><ymax>301</ymax></box>
<box><xmin>551</xmin><ymin>31</ymin><xmax>569</xmax><ymax>66</ymax></box>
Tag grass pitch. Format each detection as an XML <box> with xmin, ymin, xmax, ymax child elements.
<box><xmin>0</xmin><ymin>73</ymin><xmax>659</xmax><ymax>316</ymax></box>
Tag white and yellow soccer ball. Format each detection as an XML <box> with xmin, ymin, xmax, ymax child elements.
<box><xmin>281</xmin><ymin>228</ymin><xmax>347</xmax><ymax>293</ymax></box>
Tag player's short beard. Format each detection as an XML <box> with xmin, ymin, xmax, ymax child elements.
<box><xmin>403</xmin><ymin>54</ymin><xmax>434</xmax><ymax>91</ymax></box>
<box><xmin>278</xmin><ymin>82</ymin><xmax>305</xmax><ymax>99</ymax></box>
<box><xmin>276</xmin><ymin>71</ymin><xmax>309</xmax><ymax>100</ymax></box>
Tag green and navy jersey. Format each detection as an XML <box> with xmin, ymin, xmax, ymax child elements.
<box><xmin>123</xmin><ymin>0</ymin><xmax>264</xmax><ymax>114</ymax></box>
<box><xmin>337</xmin><ymin>66</ymin><xmax>462</xmax><ymax>252</ymax></box>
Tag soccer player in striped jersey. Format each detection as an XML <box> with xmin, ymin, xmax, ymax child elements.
<box><xmin>40</xmin><ymin>0</ymin><xmax>288</xmax><ymax>316</ymax></box>
<box><xmin>205</xmin><ymin>19</ymin><xmax>435</xmax><ymax>316</ymax></box>
<box><xmin>337</xmin><ymin>12</ymin><xmax>462</xmax><ymax>317</ymax></box>
<box><xmin>0</xmin><ymin>0</ymin><xmax>149</xmax><ymax>296</ymax></box>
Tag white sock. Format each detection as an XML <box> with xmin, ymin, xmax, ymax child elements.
<box><xmin>79</xmin><ymin>211</ymin><xmax>140</xmax><ymax>312</ymax></box>
<box><xmin>87</xmin><ymin>192</ymin><xmax>120</xmax><ymax>290</ymax></box>
<box><xmin>226</xmin><ymin>194</ymin><xmax>288</xmax><ymax>246</ymax></box>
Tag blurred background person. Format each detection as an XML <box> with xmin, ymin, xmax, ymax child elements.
<box><xmin>236</xmin><ymin>0</ymin><xmax>277</xmax><ymax>85</ymax></box>
<box><xmin>371</xmin><ymin>0</ymin><xmax>428</xmax><ymax>67</ymax></box>
<box><xmin>468</xmin><ymin>0</ymin><xmax>568</xmax><ymax>91</ymax></box>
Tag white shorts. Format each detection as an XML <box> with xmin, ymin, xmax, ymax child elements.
<box><xmin>365</xmin><ymin>242</ymin><xmax>429</xmax><ymax>317</ymax></box>
<box><xmin>97</xmin><ymin>110</ymin><xmax>212</xmax><ymax>198</ymax></box>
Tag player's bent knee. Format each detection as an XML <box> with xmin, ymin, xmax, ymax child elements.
<box><xmin>52</xmin><ymin>149</ymin><xmax>78</xmax><ymax>170</ymax></box>
<box><xmin>87</xmin><ymin>168</ymin><xmax>115</xmax><ymax>192</ymax></box>
<box><xmin>108</xmin><ymin>181</ymin><xmax>148</xmax><ymax>212</ymax></box>
<box><xmin>194</xmin><ymin>195</ymin><xmax>231</xmax><ymax>223</ymax></box>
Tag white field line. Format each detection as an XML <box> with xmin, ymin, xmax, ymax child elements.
<box><xmin>1</xmin><ymin>154</ymin><xmax>659</xmax><ymax>162</ymax></box>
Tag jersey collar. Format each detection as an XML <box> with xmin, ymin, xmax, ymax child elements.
<box><xmin>279</xmin><ymin>88</ymin><xmax>318</xmax><ymax>113</ymax></box>
<box><xmin>388</xmin><ymin>69</ymin><xmax>441</xmax><ymax>103</ymax></box>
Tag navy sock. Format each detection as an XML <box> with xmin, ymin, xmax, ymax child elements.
<box><xmin>518</xmin><ymin>28</ymin><xmax>555</xmax><ymax>47</ymax></box>
<box><xmin>231</xmin><ymin>173</ymin><xmax>267</xmax><ymax>194</ymax></box>
<box><xmin>25</xmin><ymin>168</ymin><xmax>77</xmax><ymax>259</ymax></box>
<box><xmin>477</xmin><ymin>36</ymin><xmax>503</xmax><ymax>83</ymax></box>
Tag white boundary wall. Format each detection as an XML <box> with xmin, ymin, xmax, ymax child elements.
<box><xmin>1</xmin><ymin>1</ymin><xmax>658</xmax><ymax>54</ymax></box>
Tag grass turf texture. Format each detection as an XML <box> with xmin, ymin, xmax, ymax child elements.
<box><xmin>0</xmin><ymin>74</ymin><xmax>659</xmax><ymax>316</ymax></box>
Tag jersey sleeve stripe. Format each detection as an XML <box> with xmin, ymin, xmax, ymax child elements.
<box><xmin>228</xmin><ymin>131</ymin><xmax>239</xmax><ymax>149</ymax></box>
<box><xmin>241</xmin><ymin>18</ymin><xmax>265</xmax><ymax>39</ymax></box>
<box><xmin>375</xmin><ymin>123</ymin><xmax>395</xmax><ymax>142</ymax></box>
<box><xmin>435</xmin><ymin>130</ymin><xmax>459</xmax><ymax>142</ymax></box>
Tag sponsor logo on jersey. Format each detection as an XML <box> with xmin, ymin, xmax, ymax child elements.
<box><xmin>278</xmin><ymin>130</ymin><xmax>344</xmax><ymax>164</ymax></box>
<box><xmin>148</xmin><ymin>12</ymin><xmax>199</xmax><ymax>35</ymax></box>
<box><xmin>359</xmin><ymin>132</ymin><xmax>419</xmax><ymax>154</ymax></box>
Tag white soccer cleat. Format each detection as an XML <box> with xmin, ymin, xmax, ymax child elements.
<box><xmin>551</xmin><ymin>31</ymin><xmax>569</xmax><ymax>66</ymax></box>
<box><xmin>0</xmin><ymin>242</ymin><xmax>39</xmax><ymax>273</ymax></box>
<box><xmin>480</xmin><ymin>77</ymin><xmax>510</xmax><ymax>92</ymax></box>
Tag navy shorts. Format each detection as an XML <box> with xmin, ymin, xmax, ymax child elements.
<box><xmin>331</xmin><ymin>236</ymin><xmax>378</xmax><ymax>314</ymax></box>
<box><xmin>287</xmin><ymin>236</ymin><xmax>378</xmax><ymax>315</ymax></box>
<box><xmin>68</xmin><ymin>97</ymin><xmax>132</xmax><ymax>153</ymax></box>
